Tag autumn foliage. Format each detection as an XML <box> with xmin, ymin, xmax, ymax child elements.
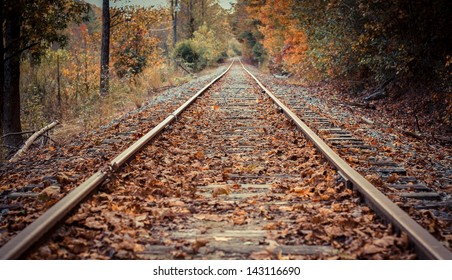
<box><xmin>231</xmin><ymin>0</ymin><xmax>451</xmax><ymax>132</ymax></box>
<box><xmin>172</xmin><ymin>0</ymin><xmax>231</xmax><ymax>71</ymax></box>
<box><xmin>16</xmin><ymin>4</ymin><xmax>170</xmax><ymax>137</ymax></box>
<box><xmin>246</xmin><ymin>0</ymin><xmax>308</xmax><ymax>75</ymax></box>
<box><xmin>111</xmin><ymin>6</ymin><xmax>166</xmax><ymax>78</ymax></box>
<box><xmin>234</xmin><ymin>0</ymin><xmax>451</xmax><ymax>90</ymax></box>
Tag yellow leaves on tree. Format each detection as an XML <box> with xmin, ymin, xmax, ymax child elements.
<box><xmin>191</xmin><ymin>24</ymin><xmax>226</xmax><ymax>63</ymax></box>
<box><xmin>247</xmin><ymin>0</ymin><xmax>307</xmax><ymax>74</ymax></box>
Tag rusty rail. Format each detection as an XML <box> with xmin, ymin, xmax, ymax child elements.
<box><xmin>240</xmin><ymin>60</ymin><xmax>452</xmax><ymax>260</ymax></box>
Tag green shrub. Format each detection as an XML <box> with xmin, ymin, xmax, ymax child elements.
<box><xmin>173</xmin><ymin>41</ymin><xmax>207</xmax><ymax>72</ymax></box>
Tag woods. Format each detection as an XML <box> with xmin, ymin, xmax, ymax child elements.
<box><xmin>172</xmin><ymin>0</ymin><xmax>233</xmax><ymax>71</ymax></box>
<box><xmin>233</xmin><ymin>0</ymin><xmax>451</xmax><ymax>92</ymax></box>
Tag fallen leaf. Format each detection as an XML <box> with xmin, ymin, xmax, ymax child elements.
<box><xmin>387</xmin><ymin>173</ymin><xmax>399</xmax><ymax>184</ymax></box>
<box><xmin>318</xmin><ymin>207</ymin><xmax>332</xmax><ymax>216</ymax></box>
<box><xmin>171</xmin><ymin>250</ymin><xmax>187</xmax><ymax>259</ymax></box>
<box><xmin>84</xmin><ymin>217</ymin><xmax>107</xmax><ymax>230</ymax></box>
<box><xmin>194</xmin><ymin>151</ymin><xmax>205</xmax><ymax>160</ymax></box>
<box><xmin>38</xmin><ymin>186</ymin><xmax>61</xmax><ymax>201</ymax></box>
<box><xmin>373</xmin><ymin>236</ymin><xmax>396</xmax><ymax>248</ymax></box>
<box><xmin>193</xmin><ymin>214</ymin><xmax>224</xmax><ymax>222</ymax></box>
<box><xmin>212</xmin><ymin>186</ymin><xmax>231</xmax><ymax>198</ymax></box>
<box><xmin>133</xmin><ymin>244</ymin><xmax>145</xmax><ymax>253</ymax></box>
<box><xmin>66</xmin><ymin>212</ymin><xmax>89</xmax><ymax>224</ymax></box>
<box><xmin>168</xmin><ymin>199</ymin><xmax>186</xmax><ymax>207</ymax></box>
<box><xmin>279</xmin><ymin>206</ymin><xmax>294</xmax><ymax>212</ymax></box>
<box><xmin>192</xmin><ymin>239</ymin><xmax>209</xmax><ymax>253</ymax></box>
<box><xmin>362</xmin><ymin>244</ymin><xmax>387</xmax><ymax>254</ymax></box>
<box><xmin>263</xmin><ymin>222</ymin><xmax>278</xmax><ymax>230</ymax></box>
<box><xmin>232</xmin><ymin>215</ymin><xmax>247</xmax><ymax>225</ymax></box>
<box><xmin>56</xmin><ymin>172</ymin><xmax>76</xmax><ymax>184</ymax></box>
<box><xmin>135</xmin><ymin>214</ymin><xmax>147</xmax><ymax>227</ymax></box>
<box><xmin>250</xmin><ymin>250</ymin><xmax>273</xmax><ymax>260</ymax></box>
<box><xmin>324</xmin><ymin>225</ymin><xmax>344</xmax><ymax>237</ymax></box>
<box><xmin>293</xmin><ymin>186</ymin><xmax>310</xmax><ymax>196</ymax></box>
<box><xmin>365</xmin><ymin>174</ymin><xmax>384</xmax><ymax>188</ymax></box>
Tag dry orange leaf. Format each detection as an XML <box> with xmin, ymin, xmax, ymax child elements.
<box><xmin>194</xmin><ymin>151</ymin><xmax>205</xmax><ymax>160</ymax></box>
<box><xmin>212</xmin><ymin>186</ymin><xmax>231</xmax><ymax>198</ymax></box>
<box><xmin>263</xmin><ymin>222</ymin><xmax>278</xmax><ymax>230</ymax></box>
<box><xmin>192</xmin><ymin>239</ymin><xmax>209</xmax><ymax>253</ymax></box>
<box><xmin>232</xmin><ymin>215</ymin><xmax>247</xmax><ymax>225</ymax></box>
<box><xmin>387</xmin><ymin>173</ymin><xmax>399</xmax><ymax>184</ymax></box>
<box><xmin>193</xmin><ymin>214</ymin><xmax>224</xmax><ymax>222</ymax></box>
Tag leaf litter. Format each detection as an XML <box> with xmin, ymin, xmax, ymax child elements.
<box><xmin>22</xmin><ymin>65</ymin><xmax>419</xmax><ymax>259</ymax></box>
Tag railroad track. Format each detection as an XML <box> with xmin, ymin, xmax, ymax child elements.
<box><xmin>0</xmin><ymin>60</ymin><xmax>451</xmax><ymax>259</ymax></box>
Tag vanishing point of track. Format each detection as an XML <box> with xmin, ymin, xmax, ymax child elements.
<box><xmin>0</xmin><ymin>60</ymin><xmax>451</xmax><ymax>259</ymax></box>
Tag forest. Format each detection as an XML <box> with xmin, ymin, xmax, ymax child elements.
<box><xmin>0</xmin><ymin>0</ymin><xmax>451</xmax><ymax>159</ymax></box>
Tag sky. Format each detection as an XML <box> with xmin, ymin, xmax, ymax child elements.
<box><xmin>84</xmin><ymin>0</ymin><xmax>235</xmax><ymax>9</ymax></box>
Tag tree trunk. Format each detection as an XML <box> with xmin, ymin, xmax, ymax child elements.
<box><xmin>201</xmin><ymin>0</ymin><xmax>205</xmax><ymax>23</ymax></box>
<box><xmin>3</xmin><ymin>4</ymin><xmax>23</xmax><ymax>149</ymax></box>
<box><xmin>57</xmin><ymin>54</ymin><xmax>61</xmax><ymax>109</ymax></box>
<box><xmin>1</xmin><ymin>0</ymin><xmax>5</xmax><ymax>133</ymax></box>
<box><xmin>172</xmin><ymin>0</ymin><xmax>178</xmax><ymax>47</ymax></box>
<box><xmin>100</xmin><ymin>0</ymin><xmax>110</xmax><ymax>96</ymax></box>
<box><xmin>84</xmin><ymin>35</ymin><xmax>89</xmax><ymax>98</ymax></box>
<box><xmin>189</xmin><ymin>0</ymin><xmax>194</xmax><ymax>37</ymax></box>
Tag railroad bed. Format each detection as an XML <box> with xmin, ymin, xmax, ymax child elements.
<box><xmin>1</xmin><ymin>61</ymin><xmax>451</xmax><ymax>259</ymax></box>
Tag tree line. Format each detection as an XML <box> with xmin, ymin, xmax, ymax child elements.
<box><xmin>1</xmin><ymin>0</ymin><xmax>233</xmax><ymax>158</ymax></box>
<box><xmin>232</xmin><ymin>0</ymin><xmax>451</xmax><ymax>97</ymax></box>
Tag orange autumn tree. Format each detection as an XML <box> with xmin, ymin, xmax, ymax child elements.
<box><xmin>111</xmin><ymin>6</ymin><xmax>167</xmax><ymax>78</ymax></box>
<box><xmin>247</xmin><ymin>0</ymin><xmax>307</xmax><ymax>74</ymax></box>
<box><xmin>64</xmin><ymin>23</ymin><xmax>101</xmax><ymax>102</ymax></box>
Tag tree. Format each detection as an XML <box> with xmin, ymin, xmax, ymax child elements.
<box><xmin>171</xmin><ymin>0</ymin><xmax>179</xmax><ymax>47</ymax></box>
<box><xmin>0</xmin><ymin>0</ymin><xmax>4</xmax><ymax>134</ymax></box>
<box><xmin>247</xmin><ymin>0</ymin><xmax>308</xmax><ymax>74</ymax></box>
<box><xmin>230</xmin><ymin>0</ymin><xmax>265</xmax><ymax>63</ymax></box>
<box><xmin>1</xmin><ymin>0</ymin><xmax>88</xmax><ymax>151</ymax></box>
<box><xmin>173</xmin><ymin>0</ymin><xmax>226</xmax><ymax>42</ymax></box>
<box><xmin>191</xmin><ymin>23</ymin><xmax>227</xmax><ymax>62</ymax></box>
<box><xmin>3</xmin><ymin>2</ymin><xmax>21</xmax><ymax>148</ymax></box>
<box><xmin>100</xmin><ymin>0</ymin><xmax>110</xmax><ymax>96</ymax></box>
<box><xmin>111</xmin><ymin>6</ymin><xmax>165</xmax><ymax>78</ymax></box>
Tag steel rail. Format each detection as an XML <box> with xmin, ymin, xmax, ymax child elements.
<box><xmin>240</xmin><ymin>60</ymin><xmax>452</xmax><ymax>260</ymax></box>
<box><xmin>0</xmin><ymin>60</ymin><xmax>234</xmax><ymax>260</ymax></box>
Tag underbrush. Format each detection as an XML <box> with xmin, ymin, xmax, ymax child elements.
<box><xmin>17</xmin><ymin>62</ymin><xmax>190</xmax><ymax>150</ymax></box>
